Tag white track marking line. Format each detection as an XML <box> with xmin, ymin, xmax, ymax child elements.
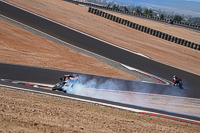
<box><xmin>121</xmin><ymin>64</ymin><xmax>172</xmax><ymax>85</ymax></box>
<box><xmin>1</xmin><ymin>0</ymin><xmax>150</xmax><ymax>60</ymax></box>
<box><xmin>1</xmin><ymin>0</ymin><xmax>199</xmax><ymax>79</ymax></box>
<box><xmin>0</xmin><ymin>83</ymin><xmax>199</xmax><ymax>124</ymax></box>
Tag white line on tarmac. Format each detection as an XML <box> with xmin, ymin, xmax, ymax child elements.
<box><xmin>0</xmin><ymin>83</ymin><xmax>199</xmax><ymax>124</ymax></box>
<box><xmin>1</xmin><ymin>0</ymin><xmax>150</xmax><ymax>59</ymax></box>
<box><xmin>1</xmin><ymin>0</ymin><xmax>199</xmax><ymax>78</ymax></box>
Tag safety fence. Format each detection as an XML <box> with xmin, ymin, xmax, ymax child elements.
<box><xmin>88</xmin><ymin>7</ymin><xmax>200</xmax><ymax>51</ymax></box>
<box><xmin>65</xmin><ymin>0</ymin><xmax>200</xmax><ymax>30</ymax></box>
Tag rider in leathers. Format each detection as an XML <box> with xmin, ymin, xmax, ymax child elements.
<box><xmin>172</xmin><ymin>75</ymin><xmax>181</xmax><ymax>86</ymax></box>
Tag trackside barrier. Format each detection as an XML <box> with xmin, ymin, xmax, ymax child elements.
<box><xmin>88</xmin><ymin>7</ymin><xmax>200</xmax><ymax>51</ymax></box>
<box><xmin>81</xmin><ymin>1</ymin><xmax>200</xmax><ymax>30</ymax></box>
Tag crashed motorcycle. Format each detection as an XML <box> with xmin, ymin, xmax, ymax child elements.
<box><xmin>52</xmin><ymin>75</ymin><xmax>81</xmax><ymax>93</ymax></box>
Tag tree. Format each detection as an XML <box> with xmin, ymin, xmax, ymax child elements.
<box><xmin>124</xmin><ymin>6</ymin><xmax>129</xmax><ymax>12</ymax></box>
<box><xmin>136</xmin><ymin>9</ymin><xmax>141</xmax><ymax>14</ymax></box>
<box><xmin>143</xmin><ymin>9</ymin><xmax>149</xmax><ymax>15</ymax></box>
<box><xmin>173</xmin><ymin>15</ymin><xmax>182</xmax><ymax>22</ymax></box>
<box><xmin>112</xmin><ymin>4</ymin><xmax>116</xmax><ymax>9</ymax></box>
<box><xmin>135</xmin><ymin>6</ymin><xmax>142</xmax><ymax>14</ymax></box>
<box><xmin>160</xmin><ymin>14</ymin><xmax>164</xmax><ymax>20</ymax></box>
<box><xmin>148</xmin><ymin>9</ymin><xmax>153</xmax><ymax>17</ymax></box>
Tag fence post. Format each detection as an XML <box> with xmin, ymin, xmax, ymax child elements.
<box><xmin>177</xmin><ymin>38</ymin><xmax>181</xmax><ymax>44</ymax></box>
<box><xmin>193</xmin><ymin>43</ymin><xmax>197</xmax><ymax>49</ymax></box>
<box><xmin>196</xmin><ymin>44</ymin><xmax>200</xmax><ymax>51</ymax></box>
<box><xmin>143</xmin><ymin>26</ymin><xmax>147</xmax><ymax>32</ymax></box>
<box><xmin>88</xmin><ymin>7</ymin><xmax>92</xmax><ymax>12</ymax></box>
<box><xmin>167</xmin><ymin>35</ymin><xmax>171</xmax><ymax>41</ymax></box>
<box><xmin>135</xmin><ymin>24</ymin><xmax>138</xmax><ymax>29</ymax></box>
<box><xmin>174</xmin><ymin>37</ymin><xmax>178</xmax><ymax>43</ymax></box>
<box><xmin>161</xmin><ymin>33</ymin><xmax>165</xmax><ymax>39</ymax></box>
<box><xmin>170</xmin><ymin>36</ymin><xmax>174</xmax><ymax>42</ymax></box>
<box><xmin>137</xmin><ymin>25</ymin><xmax>141</xmax><ymax>30</ymax></box>
<box><xmin>164</xmin><ymin>34</ymin><xmax>168</xmax><ymax>40</ymax></box>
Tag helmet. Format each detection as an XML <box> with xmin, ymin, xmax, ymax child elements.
<box><xmin>64</xmin><ymin>75</ymin><xmax>69</xmax><ymax>78</ymax></box>
<box><xmin>173</xmin><ymin>75</ymin><xmax>176</xmax><ymax>78</ymax></box>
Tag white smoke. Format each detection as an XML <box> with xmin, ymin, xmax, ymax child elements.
<box><xmin>69</xmin><ymin>76</ymin><xmax>199</xmax><ymax>117</ymax></box>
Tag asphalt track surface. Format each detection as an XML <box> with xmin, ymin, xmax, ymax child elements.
<box><xmin>1</xmin><ymin>63</ymin><xmax>200</xmax><ymax>123</ymax></box>
<box><xmin>0</xmin><ymin>1</ymin><xmax>200</xmax><ymax>97</ymax></box>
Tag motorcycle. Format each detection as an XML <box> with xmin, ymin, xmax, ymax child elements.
<box><xmin>52</xmin><ymin>75</ymin><xmax>81</xmax><ymax>93</ymax></box>
<box><xmin>52</xmin><ymin>79</ymin><xmax>74</xmax><ymax>93</ymax></box>
<box><xmin>174</xmin><ymin>79</ymin><xmax>183</xmax><ymax>89</ymax></box>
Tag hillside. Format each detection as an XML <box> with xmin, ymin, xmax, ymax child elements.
<box><xmin>1</xmin><ymin>0</ymin><xmax>200</xmax><ymax>132</ymax></box>
<box><xmin>3</xmin><ymin>0</ymin><xmax>200</xmax><ymax>75</ymax></box>
<box><xmin>113</xmin><ymin>0</ymin><xmax>200</xmax><ymax>17</ymax></box>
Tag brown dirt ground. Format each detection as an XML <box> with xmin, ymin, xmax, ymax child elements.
<box><xmin>0</xmin><ymin>19</ymin><xmax>136</xmax><ymax>80</ymax></box>
<box><xmin>1</xmin><ymin>0</ymin><xmax>200</xmax><ymax>132</ymax></box>
<box><xmin>3</xmin><ymin>0</ymin><xmax>200</xmax><ymax>75</ymax></box>
<box><xmin>0</xmin><ymin>88</ymin><xmax>200</xmax><ymax>133</ymax></box>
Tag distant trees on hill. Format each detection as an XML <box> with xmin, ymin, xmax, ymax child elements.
<box><xmin>173</xmin><ymin>15</ymin><xmax>182</xmax><ymax>22</ymax></box>
<box><xmin>85</xmin><ymin>0</ymin><xmax>200</xmax><ymax>26</ymax></box>
<box><xmin>187</xmin><ymin>17</ymin><xmax>200</xmax><ymax>25</ymax></box>
<box><xmin>160</xmin><ymin>14</ymin><xmax>164</xmax><ymax>20</ymax></box>
<box><xmin>143</xmin><ymin>9</ymin><xmax>153</xmax><ymax>17</ymax></box>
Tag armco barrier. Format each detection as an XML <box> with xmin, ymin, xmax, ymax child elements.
<box><xmin>135</xmin><ymin>24</ymin><xmax>138</xmax><ymax>29</ymax></box>
<box><xmin>123</xmin><ymin>20</ymin><xmax>127</xmax><ymax>25</ymax></box>
<box><xmin>158</xmin><ymin>31</ymin><xmax>162</xmax><ymax>38</ymax></box>
<box><xmin>197</xmin><ymin>45</ymin><xmax>200</xmax><ymax>50</ymax></box>
<box><xmin>174</xmin><ymin>37</ymin><xmax>178</xmax><ymax>43</ymax></box>
<box><xmin>155</xmin><ymin>30</ymin><xmax>159</xmax><ymax>37</ymax></box>
<box><xmin>107</xmin><ymin>14</ymin><xmax>110</xmax><ymax>19</ymax></box>
<box><xmin>94</xmin><ymin>9</ymin><xmax>97</xmax><ymax>15</ymax></box>
<box><xmin>121</xmin><ymin>19</ymin><xmax>124</xmax><ymax>25</ymax></box>
<box><xmin>167</xmin><ymin>35</ymin><xmax>171</xmax><ymax>41</ymax></box>
<box><xmin>104</xmin><ymin>13</ymin><xmax>107</xmax><ymax>18</ymax></box>
<box><xmin>161</xmin><ymin>33</ymin><xmax>165</xmax><ymax>39</ymax></box>
<box><xmin>180</xmin><ymin>39</ymin><xmax>184</xmax><ymax>45</ymax></box>
<box><xmin>112</xmin><ymin>15</ymin><xmax>116</xmax><ymax>21</ymax></box>
<box><xmin>190</xmin><ymin>43</ymin><xmax>194</xmax><ymax>48</ymax></box>
<box><xmin>184</xmin><ymin>40</ymin><xmax>187</xmax><ymax>46</ymax></box>
<box><xmin>177</xmin><ymin>38</ymin><xmax>181</xmax><ymax>44</ymax></box>
<box><xmin>140</xmin><ymin>26</ymin><xmax>144</xmax><ymax>32</ymax></box>
<box><xmin>137</xmin><ymin>25</ymin><xmax>141</xmax><ymax>30</ymax></box>
<box><xmin>101</xmin><ymin>12</ymin><xmax>105</xmax><ymax>17</ymax></box>
<box><xmin>109</xmin><ymin>15</ymin><xmax>113</xmax><ymax>20</ymax></box>
<box><xmin>128</xmin><ymin>22</ymin><xmax>133</xmax><ymax>27</ymax></box>
<box><xmin>164</xmin><ymin>34</ymin><xmax>168</xmax><ymax>40</ymax></box>
<box><xmin>143</xmin><ymin>26</ymin><xmax>147</xmax><ymax>32</ymax></box>
<box><xmin>114</xmin><ymin>17</ymin><xmax>118</xmax><ymax>22</ymax></box>
<box><xmin>185</xmin><ymin>41</ymin><xmax>189</xmax><ymax>46</ymax></box>
<box><xmin>96</xmin><ymin>10</ymin><xmax>99</xmax><ymax>15</ymax></box>
<box><xmin>88</xmin><ymin>7</ymin><xmax>92</xmax><ymax>12</ymax></box>
<box><xmin>85</xmin><ymin>1</ymin><xmax>200</xmax><ymax>31</ymax></box>
<box><xmin>193</xmin><ymin>43</ymin><xmax>197</xmax><ymax>49</ymax></box>
<box><xmin>88</xmin><ymin>7</ymin><xmax>200</xmax><ymax>51</ymax></box>
<box><xmin>131</xmin><ymin>23</ymin><xmax>135</xmax><ymax>29</ymax></box>
<box><xmin>152</xmin><ymin>29</ymin><xmax>156</xmax><ymax>36</ymax></box>
<box><xmin>148</xmin><ymin>28</ymin><xmax>152</xmax><ymax>34</ymax></box>
<box><xmin>118</xmin><ymin>18</ymin><xmax>121</xmax><ymax>23</ymax></box>
<box><xmin>170</xmin><ymin>36</ymin><xmax>174</xmax><ymax>42</ymax></box>
<box><xmin>99</xmin><ymin>11</ymin><xmax>102</xmax><ymax>16</ymax></box>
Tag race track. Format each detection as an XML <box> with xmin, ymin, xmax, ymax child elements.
<box><xmin>1</xmin><ymin>0</ymin><xmax>200</xmax><ymax>124</ymax></box>
<box><xmin>0</xmin><ymin>1</ymin><xmax>200</xmax><ymax>93</ymax></box>
<box><xmin>1</xmin><ymin>63</ymin><xmax>200</xmax><ymax>124</ymax></box>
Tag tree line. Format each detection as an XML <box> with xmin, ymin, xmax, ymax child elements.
<box><xmin>85</xmin><ymin>0</ymin><xmax>200</xmax><ymax>26</ymax></box>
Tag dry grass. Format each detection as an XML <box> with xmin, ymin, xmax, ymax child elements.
<box><xmin>0</xmin><ymin>0</ymin><xmax>200</xmax><ymax>132</ymax></box>
<box><xmin>4</xmin><ymin>0</ymin><xmax>200</xmax><ymax>75</ymax></box>
<box><xmin>0</xmin><ymin>19</ymin><xmax>137</xmax><ymax>80</ymax></box>
<box><xmin>0</xmin><ymin>88</ymin><xmax>199</xmax><ymax>133</ymax></box>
